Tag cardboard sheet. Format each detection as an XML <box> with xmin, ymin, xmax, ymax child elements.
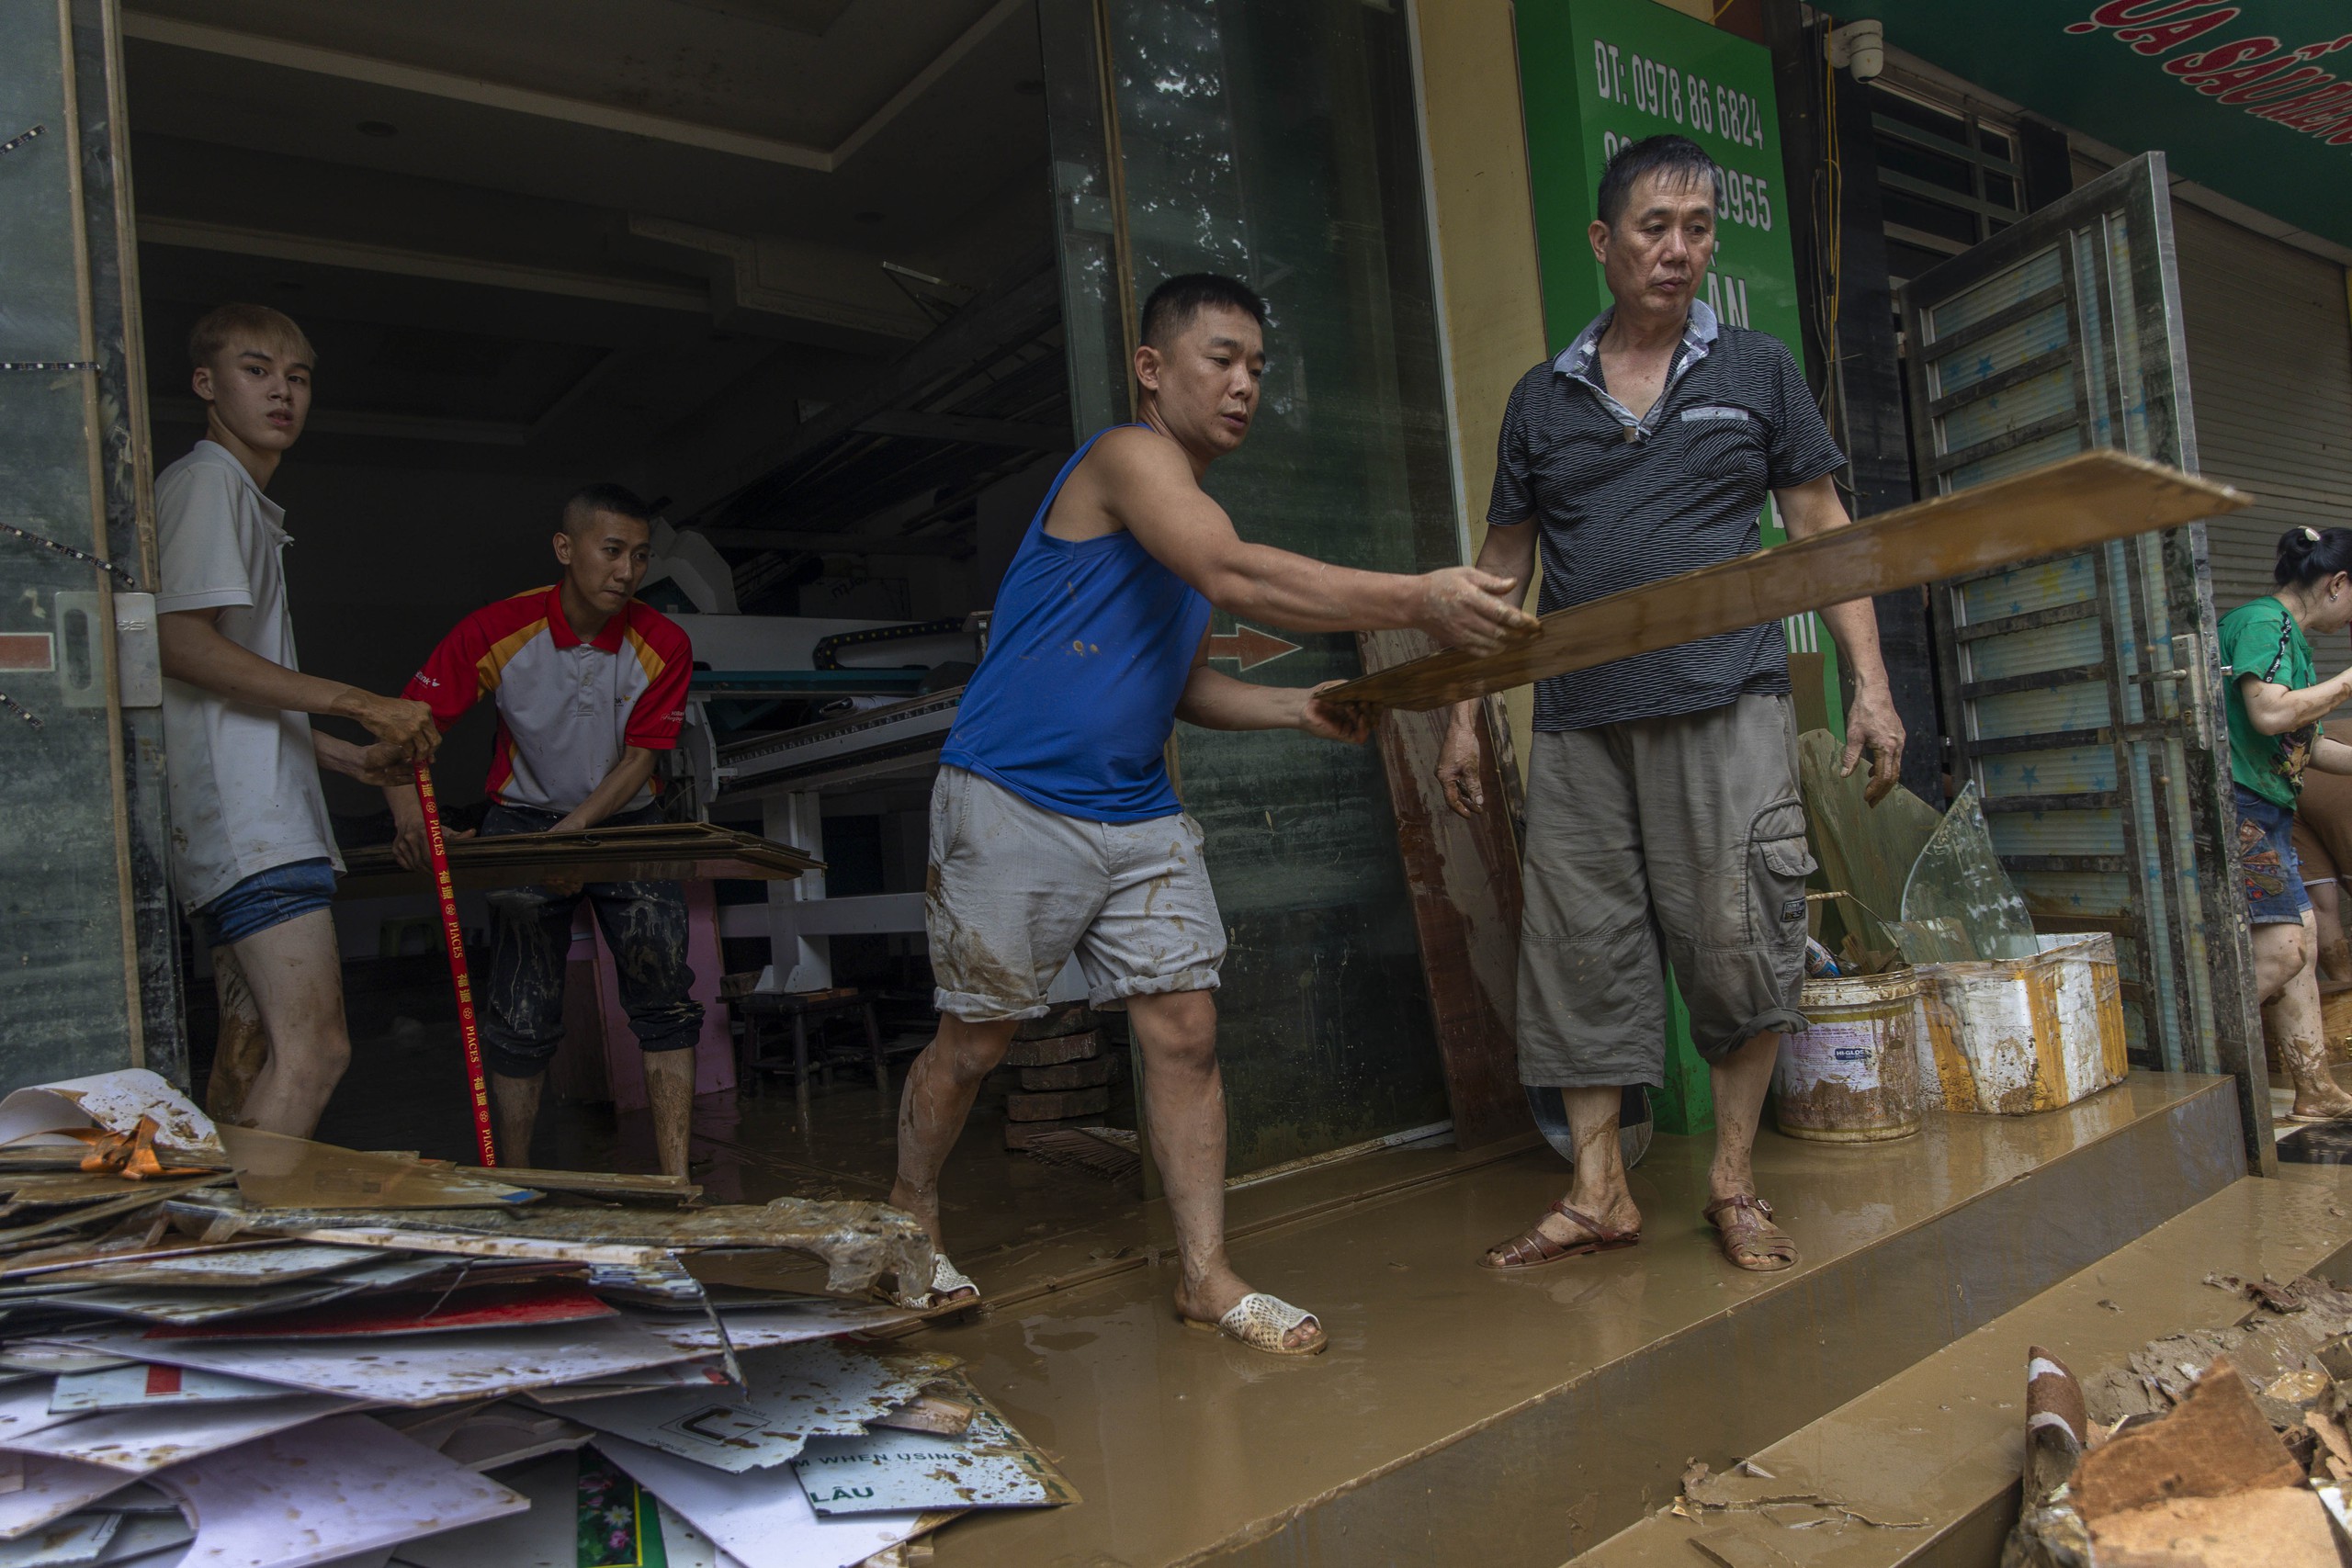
<box><xmin>88</xmin><ymin>1512</ymin><xmax>191</xmax><ymax>1563</ymax></box>
<box><xmin>0</xmin><ymin>1459</ymin><xmax>141</xmax><ymax>1544</ymax></box>
<box><xmin>30</xmin><ymin>1258</ymin><xmax>454</xmax><ymax>1329</ymax></box>
<box><xmin>645</xmin><ymin>1302</ymin><xmax>926</xmax><ymax>1356</ymax></box>
<box><xmin>144</xmin><ymin>1281</ymin><xmax>613</xmax><ymax>1341</ymax></box>
<box><xmin>38</xmin><ymin>1314</ymin><xmax>694</xmax><ymax>1407</ymax></box>
<box><xmin>153</xmin><ymin>1413</ymin><xmax>526</xmax><ymax>1568</ymax></box>
<box><xmin>381</xmin><ymin>1452</ymin><xmax>571</xmax><ymax>1568</ymax></box>
<box><xmin>0</xmin><ymin>1511</ymin><xmax>118</xmax><ymax>1566</ymax></box>
<box><xmin>30</xmin><ymin>1246</ymin><xmax>375</xmax><ymax>1291</ymax></box>
<box><xmin>793</xmin><ymin>1405</ymin><xmax>1056</xmax><ymax>1516</ymax></box>
<box><xmin>0</xmin><ymin>1393</ymin><xmax>352</xmax><ymax>1474</ymax></box>
<box><xmin>0</xmin><ymin>1074</ymin><xmax>218</xmax><ymax>1157</ymax></box>
<box><xmin>594</xmin><ymin>1435</ymin><xmax>925</xmax><ymax>1568</ymax></box>
<box><xmin>217</xmin><ymin>1130</ymin><xmax>537</xmax><ymax>1212</ymax></box>
<box><xmin>50</xmin><ymin>1365</ymin><xmax>291</xmax><ymax>1416</ymax></box>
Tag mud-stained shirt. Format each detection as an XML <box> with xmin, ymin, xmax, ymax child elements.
<box><xmin>404</xmin><ymin>587</ymin><xmax>691</xmax><ymax>814</ymax></box>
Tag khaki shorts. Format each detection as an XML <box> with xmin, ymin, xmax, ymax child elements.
<box><xmin>924</xmin><ymin>766</ymin><xmax>1226</xmax><ymax>1021</ymax></box>
<box><xmin>1517</xmin><ymin>694</ymin><xmax>1815</xmax><ymax>1088</ymax></box>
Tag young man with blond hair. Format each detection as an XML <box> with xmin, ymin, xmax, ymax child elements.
<box><xmin>155</xmin><ymin>303</ymin><xmax>439</xmax><ymax>1135</ymax></box>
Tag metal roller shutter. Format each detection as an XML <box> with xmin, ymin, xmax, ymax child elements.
<box><xmin>2172</xmin><ymin>204</ymin><xmax>2352</xmax><ymax>623</ymax></box>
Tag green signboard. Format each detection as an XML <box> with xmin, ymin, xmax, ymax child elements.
<box><xmin>1514</xmin><ymin>0</ymin><xmax>1837</xmax><ymax>1135</ymax></box>
<box><xmin>1516</xmin><ymin>0</ymin><xmax>1808</xmax><ymax>368</ymax></box>
<box><xmin>1846</xmin><ymin>2</ymin><xmax>2352</xmax><ymax>254</ymax></box>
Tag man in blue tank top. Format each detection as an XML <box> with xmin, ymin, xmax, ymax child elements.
<box><xmin>897</xmin><ymin>274</ymin><xmax>1538</xmax><ymax>1356</ymax></box>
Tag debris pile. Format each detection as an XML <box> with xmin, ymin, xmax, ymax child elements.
<box><xmin>0</xmin><ymin>1070</ymin><xmax>1073</xmax><ymax>1568</ymax></box>
<box><xmin>2007</xmin><ymin>1271</ymin><xmax>2352</xmax><ymax>1568</ymax></box>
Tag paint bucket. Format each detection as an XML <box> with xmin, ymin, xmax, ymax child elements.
<box><xmin>1912</xmin><ymin>933</ymin><xmax>2128</xmax><ymax>1114</ymax></box>
<box><xmin>1775</xmin><ymin>972</ymin><xmax>1924</xmax><ymax>1143</ymax></box>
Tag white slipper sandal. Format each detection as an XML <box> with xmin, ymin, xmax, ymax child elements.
<box><xmin>928</xmin><ymin>1253</ymin><xmax>979</xmax><ymax>1306</ymax></box>
<box><xmin>1183</xmin><ymin>1292</ymin><xmax>1327</xmax><ymax>1357</ymax></box>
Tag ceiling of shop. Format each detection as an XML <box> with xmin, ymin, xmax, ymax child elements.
<box><xmin>123</xmin><ymin>0</ymin><xmax>1056</xmax><ymax>486</ymax></box>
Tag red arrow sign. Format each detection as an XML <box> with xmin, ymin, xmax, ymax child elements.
<box><xmin>1207</xmin><ymin>624</ymin><xmax>1301</xmax><ymax>672</ymax></box>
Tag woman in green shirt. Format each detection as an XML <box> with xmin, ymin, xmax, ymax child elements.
<box><xmin>2221</xmin><ymin>525</ymin><xmax>2352</xmax><ymax>1121</ymax></box>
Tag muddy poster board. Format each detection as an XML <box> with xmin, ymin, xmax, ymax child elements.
<box><xmin>1046</xmin><ymin>0</ymin><xmax>1461</xmax><ymax>1170</ymax></box>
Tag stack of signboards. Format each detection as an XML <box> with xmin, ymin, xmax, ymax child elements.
<box><xmin>0</xmin><ymin>1072</ymin><xmax>1071</xmax><ymax>1568</ymax></box>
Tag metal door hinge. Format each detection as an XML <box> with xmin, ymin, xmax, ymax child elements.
<box><xmin>55</xmin><ymin>591</ymin><xmax>160</xmax><ymax>710</ymax></box>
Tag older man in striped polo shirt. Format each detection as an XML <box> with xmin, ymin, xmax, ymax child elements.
<box><xmin>384</xmin><ymin>483</ymin><xmax>700</xmax><ymax>1179</ymax></box>
<box><xmin>1437</xmin><ymin>134</ymin><xmax>1905</xmax><ymax>1277</ymax></box>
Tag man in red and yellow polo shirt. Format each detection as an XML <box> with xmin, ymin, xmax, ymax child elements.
<box><xmin>383</xmin><ymin>483</ymin><xmax>700</xmax><ymax>1178</ymax></box>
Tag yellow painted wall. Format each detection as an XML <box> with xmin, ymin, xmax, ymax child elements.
<box><xmin>1408</xmin><ymin>0</ymin><xmax>1549</xmax><ymax>779</ymax></box>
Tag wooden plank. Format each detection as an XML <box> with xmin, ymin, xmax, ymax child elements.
<box><xmin>1327</xmin><ymin>452</ymin><xmax>2249</xmax><ymax>712</ymax></box>
<box><xmin>1357</xmin><ymin>629</ymin><xmax>1531</xmax><ymax>1152</ymax></box>
<box><xmin>336</xmin><ymin>822</ymin><xmax>820</xmax><ymax>899</ymax></box>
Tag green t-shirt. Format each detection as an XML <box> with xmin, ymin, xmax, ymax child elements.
<box><xmin>2220</xmin><ymin>595</ymin><xmax>2317</xmax><ymax>807</ymax></box>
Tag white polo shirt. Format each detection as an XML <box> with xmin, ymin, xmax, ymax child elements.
<box><xmin>155</xmin><ymin>441</ymin><xmax>341</xmax><ymax>913</ymax></box>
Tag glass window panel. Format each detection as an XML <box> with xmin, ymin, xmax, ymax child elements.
<box><xmin>1875</xmin><ymin>136</ymin><xmax>1977</xmax><ymax>197</ymax></box>
<box><xmin>1075</xmin><ymin>0</ymin><xmax>1457</xmax><ymax>1170</ymax></box>
<box><xmin>1882</xmin><ymin>186</ymin><xmax>1980</xmax><ymax>248</ymax></box>
<box><xmin>1871</xmin><ymin>84</ymin><xmax>1969</xmax><ymax>146</ymax></box>
<box><xmin>1975</xmin><ymin>125</ymin><xmax>2016</xmax><ymax>162</ymax></box>
<box><xmin>1928</xmin><ymin>303</ymin><xmax>2071</xmax><ymax>395</ymax></box>
<box><xmin>1984</xmin><ymin>171</ymin><xmax>2019</xmax><ymax>209</ymax></box>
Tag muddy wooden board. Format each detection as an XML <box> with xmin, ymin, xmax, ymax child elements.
<box><xmin>1355</xmin><ymin>632</ymin><xmax>1530</xmax><ymax>1152</ymax></box>
<box><xmin>1327</xmin><ymin>451</ymin><xmax>2248</xmax><ymax>711</ymax></box>
<box><xmin>336</xmin><ymin>822</ymin><xmax>822</xmax><ymax>898</ymax></box>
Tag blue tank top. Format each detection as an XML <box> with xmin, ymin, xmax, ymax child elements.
<box><xmin>939</xmin><ymin>427</ymin><xmax>1212</xmax><ymax>823</ymax></box>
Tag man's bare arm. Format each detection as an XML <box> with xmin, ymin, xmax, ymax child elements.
<box><xmin>1172</xmin><ymin>629</ymin><xmax>1370</xmax><ymax>741</ymax></box>
<box><xmin>1099</xmin><ymin>433</ymin><xmax>1538</xmax><ymax>655</ymax></box>
<box><xmin>160</xmin><ymin>608</ymin><xmax>438</xmax><ymax>758</ymax></box>
<box><xmin>553</xmin><ymin>748</ymin><xmax>662</xmax><ymax>833</ymax></box>
<box><xmin>1774</xmin><ymin>474</ymin><xmax>1905</xmax><ymax>798</ymax></box>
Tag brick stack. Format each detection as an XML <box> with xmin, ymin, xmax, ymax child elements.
<box><xmin>1001</xmin><ymin>1001</ymin><xmax>1119</xmax><ymax>1149</ymax></box>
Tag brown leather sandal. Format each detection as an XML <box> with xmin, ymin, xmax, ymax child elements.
<box><xmin>1703</xmin><ymin>1193</ymin><xmax>1797</xmax><ymax>1272</ymax></box>
<box><xmin>1479</xmin><ymin>1200</ymin><xmax>1640</xmax><ymax>1271</ymax></box>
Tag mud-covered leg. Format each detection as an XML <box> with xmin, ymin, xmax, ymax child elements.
<box><xmin>889</xmin><ymin>1016</ymin><xmax>1015</xmax><ymax>1246</ymax></box>
<box><xmin>2265</xmin><ymin>912</ymin><xmax>2352</xmax><ymax>1120</ymax></box>
<box><xmin>205</xmin><ymin>945</ymin><xmax>270</xmax><ymax>1126</ymax></box>
<box><xmin>481</xmin><ymin>880</ymin><xmax>582</xmax><ymax>1167</ymax></box>
<box><xmin>589</xmin><ymin>879</ymin><xmax>706</xmax><ymax>1178</ymax></box>
<box><xmin>1126</xmin><ymin>989</ymin><xmax>1321</xmax><ymax>1352</ymax></box>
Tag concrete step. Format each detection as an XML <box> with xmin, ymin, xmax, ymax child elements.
<box><xmin>919</xmin><ymin>1070</ymin><xmax>2247</xmax><ymax>1567</ymax></box>
<box><xmin>1568</xmin><ymin>1164</ymin><xmax>2352</xmax><ymax>1568</ymax></box>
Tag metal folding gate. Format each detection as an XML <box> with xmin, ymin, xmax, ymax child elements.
<box><xmin>1899</xmin><ymin>152</ymin><xmax>2269</xmax><ymax>1163</ymax></box>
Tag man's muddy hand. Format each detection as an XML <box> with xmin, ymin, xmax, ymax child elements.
<box><xmin>1295</xmin><ymin>682</ymin><xmax>1374</xmax><ymax>744</ymax></box>
<box><xmin>342</xmin><ymin>690</ymin><xmax>441</xmax><ymax>761</ymax></box>
<box><xmin>1840</xmin><ymin>681</ymin><xmax>1906</xmax><ymax>807</ymax></box>
<box><xmin>1436</xmin><ymin>708</ymin><xmax>1485</xmax><ymax>818</ymax></box>
<box><xmin>1416</xmin><ymin>567</ymin><xmax>1539</xmax><ymax>656</ymax></box>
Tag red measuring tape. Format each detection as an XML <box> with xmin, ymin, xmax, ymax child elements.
<box><xmin>413</xmin><ymin>762</ymin><xmax>498</xmax><ymax>1167</ymax></box>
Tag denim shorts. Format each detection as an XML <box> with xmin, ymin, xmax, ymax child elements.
<box><xmin>2235</xmin><ymin>785</ymin><xmax>2311</xmax><ymax>926</ymax></box>
<box><xmin>193</xmin><ymin>857</ymin><xmax>339</xmax><ymax>949</ymax></box>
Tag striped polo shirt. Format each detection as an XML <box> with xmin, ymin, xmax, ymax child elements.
<box><xmin>403</xmin><ymin>586</ymin><xmax>692</xmax><ymax>813</ymax></box>
<box><xmin>1488</xmin><ymin>299</ymin><xmax>1845</xmax><ymax>730</ymax></box>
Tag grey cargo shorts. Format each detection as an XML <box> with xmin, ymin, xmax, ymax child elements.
<box><xmin>1517</xmin><ymin>693</ymin><xmax>1815</xmax><ymax>1088</ymax></box>
<box><xmin>925</xmin><ymin>765</ymin><xmax>1226</xmax><ymax>1021</ymax></box>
